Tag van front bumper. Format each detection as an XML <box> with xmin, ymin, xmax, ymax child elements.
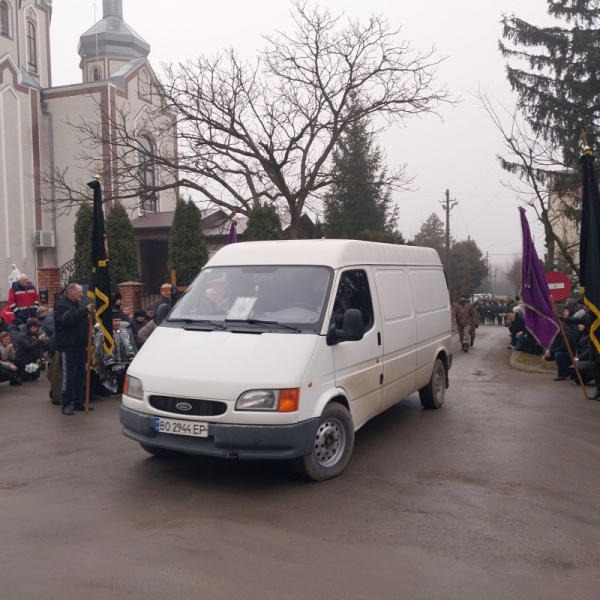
<box><xmin>120</xmin><ymin>405</ymin><xmax>319</xmax><ymax>460</ymax></box>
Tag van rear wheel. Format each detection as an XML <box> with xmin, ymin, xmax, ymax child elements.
<box><xmin>292</xmin><ymin>403</ymin><xmax>354</xmax><ymax>482</ymax></box>
<box><xmin>419</xmin><ymin>358</ymin><xmax>446</xmax><ymax>409</ymax></box>
<box><xmin>139</xmin><ymin>443</ymin><xmax>182</xmax><ymax>458</ymax></box>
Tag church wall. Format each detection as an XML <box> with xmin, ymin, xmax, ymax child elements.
<box><xmin>0</xmin><ymin>82</ymin><xmax>38</xmax><ymax>293</ymax></box>
<box><xmin>113</xmin><ymin>69</ymin><xmax>178</xmax><ymax>217</ymax></box>
<box><xmin>44</xmin><ymin>88</ymin><xmax>107</xmax><ymax>271</ymax></box>
<box><xmin>17</xmin><ymin>2</ymin><xmax>51</xmax><ymax>88</ymax></box>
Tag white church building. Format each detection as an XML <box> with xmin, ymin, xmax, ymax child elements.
<box><xmin>0</xmin><ymin>0</ymin><xmax>177</xmax><ymax>297</ymax></box>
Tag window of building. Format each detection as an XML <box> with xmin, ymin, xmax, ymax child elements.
<box><xmin>91</xmin><ymin>67</ymin><xmax>102</xmax><ymax>82</ymax></box>
<box><xmin>331</xmin><ymin>270</ymin><xmax>374</xmax><ymax>331</ymax></box>
<box><xmin>138</xmin><ymin>135</ymin><xmax>158</xmax><ymax>212</ymax></box>
<box><xmin>27</xmin><ymin>20</ymin><xmax>37</xmax><ymax>72</ymax></box>
<box><xmin>0</xmin><ymin>1</ymin><xmax>11</xmax><ymax>38</ymax></box>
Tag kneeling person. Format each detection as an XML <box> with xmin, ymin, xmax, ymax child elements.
<box><xmin>94</xmin><ymin>311</ymin><xmax>137</xmax><ymax>395</ymax></box>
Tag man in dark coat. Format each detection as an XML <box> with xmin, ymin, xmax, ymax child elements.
<box><xmin>151</xmin><ymin>283</ymin><xmax>172</xmax><ymax>317</ymax></box>
<box><xmin>564</xmin><ymin>309</ymin><xmax>600</xmax><ymax>400</ymax></box>
<box><xmin>54</xmin><ymin>283</ymin><xmax>93</xmax><ymax>415</ymax></box>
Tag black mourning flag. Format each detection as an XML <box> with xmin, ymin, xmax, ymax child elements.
<box><xmin>87</xmin><ymin>180</ymin><xmax>114</xmax><ymax>355</ymax></box>
<box><xmin>580</xmin><ymin>153</ymin><xmax>600</xmax><ymax>353</ymax></box>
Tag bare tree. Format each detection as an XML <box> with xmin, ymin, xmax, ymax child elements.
<box><xmin>504</xmin><ymin>257</ymin><xmax>522</xmax><ymax>295</ymax></box>
<box><xmin>42</xmin><ymin>1</ymin><xmax>451</xmax><ymax>236</ymax></box>
<box><xmin>477</xmin><ymin>90</ymin><xmax>580</xmax><ymax>275</ymax></box>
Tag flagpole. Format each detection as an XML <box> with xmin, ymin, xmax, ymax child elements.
<box><xmin>550</xmin><ymin>297</ymin><xmax>588</xmax><ymax>401</ymax></box>
<box><xmin>85</xmin><ymin>312</ymin><xmax>95</xmax><ymax>414</ymax></box>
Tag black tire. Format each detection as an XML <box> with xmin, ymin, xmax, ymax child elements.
<box><xmin>292</xmin><ymin>403</ymin><xmax>354</xmax><ymax>482</ymax></box>
<box><xmin>419</xmin><ymin>358</ymin><xmax>446</xmax><ymax>409</ymax></box>
<box><xmin>139</xmin><ymin>443</ymin><xmax>183</xmax><ymax>459</ymax></box>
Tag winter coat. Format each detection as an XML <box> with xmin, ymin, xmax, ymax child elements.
<box><xmin>9</xmin><ymin>282</ymin><xmax>40</xmax><ymax>321</ymax></box>
<box><xmin>15</xmin><ymin>330</ymin><xmax>43</xmax><ymax>365</ymax></box>
<box><xmin>40</xmin><ymin>312</ymin><xmax>55</xmax><ymax>338</ymax></box>
<box><xmin>0</xmin><ymin>342</ymin><xmax>16</xmax><ymax>368</ymax></box>
<box><xmin>54</xmin><ymin>295</ymin><xmax>89</xmax><ymax>351</ymax></box>
<box><xmin>151</xmin><ymin>295</ymin><xmax>171</xmax><ymax>318</ymax></box>
<box><xmin>8</xmin><ymin>323</ymin><xmax>22</xmax><ymax>346</ymax></box>
<box><xmin>136</xmin><ymin>320</ymin><xmax>157</xmax><ymax>346</ymax></box>
<box><xmin>550</xmin><ymin>322</ymin><xmax>580</xmax><ymax>355</ymax></box>
<box><xmin>452</xmin><ymin>302</ymin><xmax>480</xmax><ymax>327</ymax></box>
<box><xmin>129</xmin><ymin>318</ymin><xmax>146</xmax><ymax>341</ymax></box>
<box><xmin>0</xmin><ymin>305</ymin><xmax>15</xmax><ymax>326</ymax></box>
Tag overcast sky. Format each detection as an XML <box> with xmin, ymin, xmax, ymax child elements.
<box><xmin>49</xmin><ymin>0</ymin><xmax>556</xmax><ymax>267</ymax></box>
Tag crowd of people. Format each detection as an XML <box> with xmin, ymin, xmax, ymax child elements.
<box><xmin>453</xmin><ymin>292</ymin><xmax>600</xmax><ymax>402</ymax></box>
<box><xmin>0</xmin><ymin>277</ymin><xmax>176</xmax><ymax>415</ymax></box>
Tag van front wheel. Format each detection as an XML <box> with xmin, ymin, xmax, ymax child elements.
<box><xmin>419</xmin><ymin>358</ymin><xmax>446</xmax><ymax>409</ymax></box>
<box><xmin>292</xmin><ymin>403</ymin><xmax>354</xmax><ymax>482</ymax></box>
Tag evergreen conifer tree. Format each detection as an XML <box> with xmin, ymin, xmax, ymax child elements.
<box><xmin>73</xmin><ymin>202</ymin><xmax>93</xmax><ymax>279</ymax></box>
<box><xmin>323</xmin><ymin>114</ymin><xmax>399</xmax><ymax>240</ymax></box>
<box><xmin>105</xmin><ymin>203</ymin><xmax>139</xmax><ymax>287</ymax></box>
<box><xmin>448</xmin><ymin>240</ymin><xmax>488</xmax><ymax>301</ymax></box>
<box><xmin>243</xmin><ymin>205</ymin><xmax>283</xmax><ymax>241</ymax></box>
<box><xmin>501</xmin><ymin>1</ymin><xmax>600</xmax><ymax>162</ymax></box>
<box><xmin>413</xmin><ymin>213</ymin><xmax>449</xmax><ymax>258</ymax></box>
<box><xmin>168</xmin><ymin>199</ymin><xmax>208</xmax><ymax>286</ymax></box>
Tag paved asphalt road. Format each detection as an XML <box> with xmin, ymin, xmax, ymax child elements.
<box><xmin>1</xmin><ymin>326</ymin><xmax>599</xmax><ymax>600</ymax></box>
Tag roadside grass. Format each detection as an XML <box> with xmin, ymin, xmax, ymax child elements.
<box><xmin>514</xmin><ymin>352</ymin><xmax>556</xmax><ymax>373</ymax></box>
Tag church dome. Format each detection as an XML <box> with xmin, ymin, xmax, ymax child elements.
<box><xmin>78</xmin><ymin>0</ymin><xmax>150</xmax><ymax>66</ymax></box>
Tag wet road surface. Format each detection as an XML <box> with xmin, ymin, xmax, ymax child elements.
<box><xmin>1</xmin><ymin>325</ymin><xmax>599</xmax><ymax>599</ymax></box>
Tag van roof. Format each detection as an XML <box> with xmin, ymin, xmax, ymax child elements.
<box><xmin>206</xmin><ymin>240</ymin><xmax>442</xmax><ymax>269</ymax></box>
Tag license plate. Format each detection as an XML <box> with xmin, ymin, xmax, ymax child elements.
<box><xmin>154</xmin><ymin>417</ymin><xmax>209</xmax><ymax>438</ymax></box>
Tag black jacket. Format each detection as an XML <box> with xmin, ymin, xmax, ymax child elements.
<box><xmin>151</xmin><ymin>295</ymin><xmax>171</xmax><ymax>317</ymax></box>
<box><xmin>54</xmin><ymin>295</ymin><xmax>89</xmax><ymax>351</ymax></box>
<box><xmin>15</xmin><ymin>330</ymin><xmax>43</xmax><ymax>364</ymax></box>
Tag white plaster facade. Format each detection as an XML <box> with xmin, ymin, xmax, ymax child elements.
<box><xmin>0</xmin><ymin>0</ymin><xmax>177</xmax><ymax>293</ymax></box>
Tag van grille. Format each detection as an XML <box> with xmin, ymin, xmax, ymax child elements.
<box><xmin>149</xmin><ymin>395</ymin><xmax>227</xmax><ymax>417</ymax></box>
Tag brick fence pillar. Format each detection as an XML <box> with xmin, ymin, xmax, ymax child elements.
<box><xmin>118</xmin><ymin>281</ymin><xmax>144</xmax><ymax>312</ymax></box>
<box><xmin>37</xmin><ymin>267</ymin><xmax>61</xmax><ymax>306</ymax></box>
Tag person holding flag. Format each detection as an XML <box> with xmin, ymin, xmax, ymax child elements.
<box><xmin>54</xmin><ymin>283</ymin><xmax>94</xmax><ymax>415</ymax></box>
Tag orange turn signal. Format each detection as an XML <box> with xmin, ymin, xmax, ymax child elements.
<box><xmin>278</xmin><ymin>389</ymin><xmax>300</xmax><ymax>412</ymax></box>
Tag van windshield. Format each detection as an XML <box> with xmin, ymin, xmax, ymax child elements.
<box><xmin>168</xmin><ymin>266</ymin><xmax>332</xmax><ymax>332</ymax></box>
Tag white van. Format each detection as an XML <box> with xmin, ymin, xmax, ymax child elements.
<box><xmin>120</xmin><ymin>240</ymin><xmax>452</xmax><ymax>481</ymax></box>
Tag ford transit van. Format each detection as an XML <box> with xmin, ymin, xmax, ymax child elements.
<box><xmin>120</xmin><ymin>240</ymin><xmax>452</xmax><ymax>481</ymax></box>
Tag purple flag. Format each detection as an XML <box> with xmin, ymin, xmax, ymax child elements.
<box><xmin>227</xmin><ymin>219</ymin><xmax>237</xmax><ymax>244</ymax></box>
<box><xmin>519</xmin><ymin>208</ymin><xmax>559</xmax><ymax>348</ymax></box>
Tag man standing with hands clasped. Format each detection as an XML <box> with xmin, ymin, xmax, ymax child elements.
<box><xmin>54</xmin><ymin>283</ymin><xmax>94</xmax><ymax>416</ymax></box>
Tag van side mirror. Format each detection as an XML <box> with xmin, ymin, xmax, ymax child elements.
<box><xmin>327</xmin><ymin>309</ymin><xmax>365</xmax><ymax>346</ymax></box>
<box><xmin>343</xmin><ymin>309</ymin><xmax>365</xmax><ymax>341</ymax></box>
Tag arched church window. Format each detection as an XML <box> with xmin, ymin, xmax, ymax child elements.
<box><xmin>0</xmin><ymin>1</ymin><xmax>11</xmax><ymax>38</ymax></box>
<box><xmin>138</xmin><ymin>135</ymin><xmax>158</xmax><ymax>212</ymax></box>
<box><xmin>92</xmin><ymin>67</ymin><xmax>101</xmax><ymax>82</ymax></box>
<box><xmin>27</xmin><ymin>20</ymin><xmax>37</xmax><ymax>72</ymax></box>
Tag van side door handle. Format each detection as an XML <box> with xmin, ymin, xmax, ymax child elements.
<box><xmin>377</xmin><ymin>332</ymin><xmax>382</xmax><ymax>346</ymax></box>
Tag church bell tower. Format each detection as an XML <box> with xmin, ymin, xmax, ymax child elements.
<box><xmin>78</xmin><ymin>0</ymin><xmax>150</xmax><ymax>82</ymax></box>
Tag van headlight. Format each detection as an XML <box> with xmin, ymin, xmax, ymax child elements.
<box><xmin>236</xmin><ymin>389</ymin><xmax>299</xmax><ymax>412</ymax></box>
<box><xmin>124</xmin><ymin>375</ymin><xmax>144</xmax><ymax>400</ymax></box>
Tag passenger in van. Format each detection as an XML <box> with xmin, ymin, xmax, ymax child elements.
<box><xmin>452</xmin><ymin>294</ymin><xmax>480</xmax><ymax>353</ymax></box>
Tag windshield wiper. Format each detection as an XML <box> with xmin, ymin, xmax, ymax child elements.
<box><xmin>225</xmin><ymin>319</ymin><xmax>302</xmax><ymax>333</ymax></box>
<box><xmin>168</xmin><ymin>318</ymin><xmax>226</xmax><ymax>330</ymax></box>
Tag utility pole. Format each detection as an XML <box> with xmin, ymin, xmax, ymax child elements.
<box><xmin>441</xmin><ymin>189</ymin><xmax>458</xmax><ymax>284</ymax></box>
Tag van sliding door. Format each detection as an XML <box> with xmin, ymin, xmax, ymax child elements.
<box><xmin>374</xmin><ymin>268</ymin><xmax>417</xmax><ymax>412</ymax></box>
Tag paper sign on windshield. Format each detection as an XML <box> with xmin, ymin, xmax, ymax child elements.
<box><xmin>227</xmin><ymin>297</ymin><xmax>257</xmax><ymax>320</ymax></box>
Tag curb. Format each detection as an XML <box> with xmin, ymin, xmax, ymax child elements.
<box><xmin>509</xmin><ymin>350</ymin><xmax>555</xmax><ymax>375</ymax></box>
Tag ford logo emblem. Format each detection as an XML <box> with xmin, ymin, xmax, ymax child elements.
<box><xmin>176</xmin><ymin>402</ymin><xmax>193</xmax><ymax>412</ymax></box>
